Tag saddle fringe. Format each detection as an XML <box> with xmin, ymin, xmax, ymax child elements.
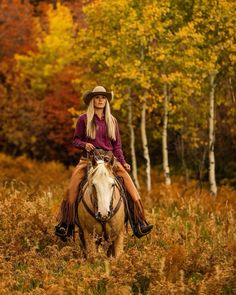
<box><xmin>57</xmin><ymin>199</ymin><xmax>76</xmax><ymax>225</ymax></box>
<box><xmin>115</xmin><ymin>176</ymin><xmax>146</xmax><ymax>225</ymax></box>
<box><xmin>133</xmin><ymin>199</ymin><xmax>146</xmax><ymax>223</ymax></box>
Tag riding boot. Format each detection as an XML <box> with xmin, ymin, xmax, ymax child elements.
<box><xmin>55</xmin><ymin>178</ymin><xmax>87</xmax><ymax>242</ymax></box>
<box><xmin>126</xmin><ymin>193</ymin><xmax>153</xmax><ymax>238</ymax></box>
<box><xmin>115</xmin><ymin>162</ymin><xmax>153</xmax><ymax>237</ymax></box>
<box><xmin>55</xmin><ymin>159</ymin><xmax>88</xmax><ymax>242</ymax></box>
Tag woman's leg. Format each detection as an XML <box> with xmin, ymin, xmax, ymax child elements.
<box><xmin>67</xmin><ymin>159</ymin><xmax>89</xmax><ymax>205</ymax></box>
<box><xmin>115</xmin><ymin>162</ymin><xmax>153</xmax><ymax>238</ymax></box>
<box><xmin>115</xmin><ymin>162</ymin><xmax>143</xmax><ymax>213</ymax></box>
<box><xmin>55</xmin><ymin>159</ymin><xmax>88</xmax><ymax>239</ymax></box>
<box><xmin>116</xmin><ymin>162</ymin><xmax>141</xmax><ymax>200</ymax></box>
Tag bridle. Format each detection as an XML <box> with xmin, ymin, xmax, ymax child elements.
<box><xmin>81</xmin><ymin>159</ymin><xmax>123</xmax><ymax>240</ymax></box>
<box><xmin>82</xmin><ymin>178</ymin><xmax>122</xmax><ymax>221</ymax></box>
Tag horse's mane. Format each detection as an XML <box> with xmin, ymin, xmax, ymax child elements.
<box><xmin>88</xmin><ymin>161</ymin><xmax>112</xmax><ymax>182</ymax></box>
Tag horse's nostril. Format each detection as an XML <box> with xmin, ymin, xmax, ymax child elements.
<box><xmin>95</xmin><ymin>212</ymin><xmax>101</xmax><ymax>219</ymax></box>
<box><xmin>107</xmin><ymin>211</ymin><xmax>111</xmax><ymax>216</ymax></box>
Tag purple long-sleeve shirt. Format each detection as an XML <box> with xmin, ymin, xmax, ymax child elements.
<box><xmin>73</xmin><ymin>113</ymin><xmax>126</xmax><ymax>165</ymax></box>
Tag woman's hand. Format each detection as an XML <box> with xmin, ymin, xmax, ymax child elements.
<box><xmin>123</xmin><ymin>163</ymin><xmax>131</xmax><ymax>172</ymax></box>
<box><xmin>85</xmin><ymin>143</ymin><xmax>95</xmax><ymax>152</ymax></box>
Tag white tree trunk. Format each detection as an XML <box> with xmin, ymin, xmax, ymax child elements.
<box><xmin>162</xmin><ymin>84</ymin><xmax>171</xmax><ymax>185</ymax></box>
<box><xmin>209</xmin><ymin>72</ymin><xmax>217</xmax><ymax>196</ymax></box>
<box><xmin>141</xmin><ymin>98</ymin><xmax>151</xmax><ymax>191</ymax></box>
<box><xmin>128</xmin><ymin>88</ymin><xmax>140</xmax><ymax>189</ymax></box>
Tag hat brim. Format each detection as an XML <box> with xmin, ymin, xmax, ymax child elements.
<box><xmin>83</xmin><ymin>91</ymin><xmax>113</xmax><ymax>105</ymax></box>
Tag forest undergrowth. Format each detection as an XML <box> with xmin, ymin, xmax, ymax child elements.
<box><xmin>0</xmin><ymin>153</ymin><xmax>235</xmax><ymax>295</ymax></box>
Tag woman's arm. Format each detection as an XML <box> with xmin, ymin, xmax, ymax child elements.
<box><xmin>73</xmin><ymin>114</ymin><xmax>87</xmax><ymax>149</ymax></box>
<box><xmin>112</xmin><ymin>120</ymin><xmax>126</xmax><ymax>165</ymax></box>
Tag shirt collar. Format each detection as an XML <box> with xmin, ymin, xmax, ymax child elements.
<box><xmin>94</xmin><ymin>113</ymin><xmax>105</xmax><ymax>121</ymax></box>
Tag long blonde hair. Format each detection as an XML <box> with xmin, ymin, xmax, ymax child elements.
<box><xmin>86</xmin><ymin>98</ymin><xmax>116</xmax><ymax>140</ymax></box>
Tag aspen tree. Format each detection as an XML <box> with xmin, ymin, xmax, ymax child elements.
<box><xmin>162</xmin><ymin>84</ymin><xmax>171</xmax><ymax>185</ymax></box>
<box><xmin>141</xmin><ymin>96</ymin><xmax>151</xmax><ymax>191</ymax></box>
<box><xmin>127</xmin><ymin>87</ymin><xmax>140</xmax><ymax>189</ymax></box>
<box><xmin>209</xmin><ymin>71</ymin><xmax>217</xmax><ymax>195</ymax></box>
<box><xmin>192</xmin><ymin>0</ymin><xmax>236</xmax><ymax>195</ymax></box>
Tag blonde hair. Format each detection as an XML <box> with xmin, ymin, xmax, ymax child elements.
<box><xmin>86</xmin><ymin>98</ymin><xmax>116</xmax><ymax>140</ymax></box>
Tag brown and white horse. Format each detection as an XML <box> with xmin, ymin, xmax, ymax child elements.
<box><xmin>77</xmin><ymin>157</ymin><xmax>125</xmax><ymax>258</ymax></box>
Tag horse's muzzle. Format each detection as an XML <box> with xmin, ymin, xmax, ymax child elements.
<box><xmin>95</xmin><ymin>210</ymin><xmax>112</xmax><ymax>222</ymax></box>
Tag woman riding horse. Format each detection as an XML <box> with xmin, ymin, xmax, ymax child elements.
<box><xmin>55</xmin><ymin>86</ymin><xmax>153</xmax><ymax>240</ymax></box>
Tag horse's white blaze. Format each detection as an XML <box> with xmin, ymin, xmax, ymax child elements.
<box><xmin>90</xmin><ymin>162</ymin><xmax>115</xmax><ymax>218</ymax></box>
<box><xmin>94</xmin><ymin>176</ymin><xmax>114</xmax><ymax>217</ymax></box>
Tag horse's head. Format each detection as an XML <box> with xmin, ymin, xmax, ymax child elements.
<box><xmin>88</xmin><ymin>157</ymin><xmax>116</xmax><ymax>222</ymax></box>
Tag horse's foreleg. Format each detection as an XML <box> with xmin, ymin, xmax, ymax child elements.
<box><xmin>78</xmin><ymin>230</ymin><xmax>87</xmax><ymax>259</ymax></box>
<box><xmin>83</xmin><ymin>230</ymin><xmax>97</xmax><ymax>259</ymax></box>
<box><xmin>107</xmin><ymin>242</ymin><xmax>115</xmax><ymax>257</ymax></box>
<box><xmin>113</xmin><ymin>232</ymin><xmax>124</xmax><ymax>258</ymax></box>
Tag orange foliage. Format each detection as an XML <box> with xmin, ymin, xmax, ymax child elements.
<box><xmin>0</xmin><ymin>153</ymin><xmax>235</xmax><ymax>294</ymax></box>
<box><xmin>43</xmin><ymin>67</ymin><xmax>81</xmax><ymax>157</ymax></box>
<box><xmin>0</xmin><ymin>0</ymin><xmax>37</xmax><ymax>67</ymax></box>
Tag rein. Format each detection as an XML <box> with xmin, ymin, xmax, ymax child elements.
<box><xmin>81</xmin><ymin>182</ymin><xmax>123</xmax><ymax>240</ymax></box>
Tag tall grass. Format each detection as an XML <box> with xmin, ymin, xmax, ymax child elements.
<box><xmin>0</xmin><ymin>153</ymin><xmax>235</xmax><ymax>294</ymax></box>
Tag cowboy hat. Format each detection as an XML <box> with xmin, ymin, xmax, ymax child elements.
<box><xmin>83</xmin><ymin>86</ymin><xmax>113</xmax><ymax>105</ymax></box>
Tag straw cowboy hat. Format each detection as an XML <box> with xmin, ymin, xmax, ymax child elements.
<box><xmin>83</xmin><ymin>86</ymin><xmax>113</xmax><ymax>105</ymax></box>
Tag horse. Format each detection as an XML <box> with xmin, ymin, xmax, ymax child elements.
<box><xmin>77</xmin><ymin>155</ymin><xmax>125</xmax><ymax>258</ymax></box>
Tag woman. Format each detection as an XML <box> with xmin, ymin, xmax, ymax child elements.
<box><xmin>55</xmin><ymin>86</ymin><xmax>153</xmax><ymax>240</ymax></box>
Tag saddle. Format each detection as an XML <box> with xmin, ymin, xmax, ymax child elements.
<box><xmin>81</xmin><ymin>148</ymin><xmax>114</xmax><ymax>163</ymax></box>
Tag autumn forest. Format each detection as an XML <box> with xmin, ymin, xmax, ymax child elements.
<box><xmin>0</xmin><ymin>0</ymin><xmax>235</xmax><ymax>294</ymax></box>
<box><xmin>0</xmin><ymin>0</ymin><xmax>235</xmax><ymax>189</ymax></box>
